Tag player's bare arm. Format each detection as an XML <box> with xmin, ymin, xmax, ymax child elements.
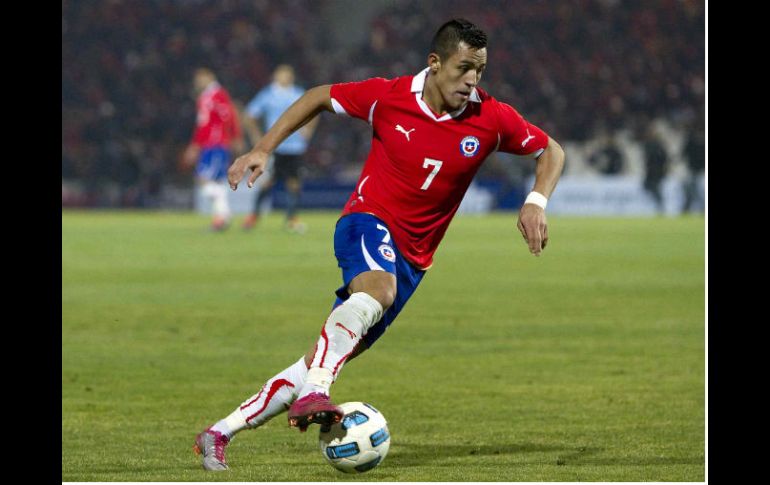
<box><xmin>517</xmin><ymin>136</ymin><xmax>565</xmax><ymax>257</ymax></box>
<box><xmin>241</xmin><ymin>111</ymin><xmax>263</xmax><ymax>149</ymax></box>
<box><xmin>228</xmin><ymin>85</ymin><xmax>334</xmax><ymax>190</ymax></box>
<box><xmin>230</xmin><ymin>106</ymin><xmax>246</xmax><ymax>155</ymax></box>
<box><xmin>300</xmin><ymin>115</ymin><xmax>320</xmax><ymax>141</ymax></box>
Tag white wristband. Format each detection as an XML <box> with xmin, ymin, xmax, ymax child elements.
<box><xmin>524</xmin><ymin>191</ymin><xmax>548</xmax><ymax>210</ymax></box>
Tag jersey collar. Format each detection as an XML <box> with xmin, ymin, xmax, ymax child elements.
<box><xmin>201</xmin><ymin>81</ymin><xmax>220</xmax><ymax>97</ymax></box>
<box><xmin>411</xmin><ymin>67</ymin><xmax>480</xmax><ymax>122</ymax></box>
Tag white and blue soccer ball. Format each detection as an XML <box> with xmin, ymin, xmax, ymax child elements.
<box><xmin>318</xmin><ymin>401</ymin><xmax>390</xmax><ymax>473</ymax></box>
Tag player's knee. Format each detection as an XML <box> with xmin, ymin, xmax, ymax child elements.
<box><xmin>376</xmin><ymin>284</ymin><xmax>396</xmax><ymax>310</ymax></box>
<box><xmin>350</xmin><ymin>271</ymin><xmax>396</xmax><ymax>311</ymax></box>
<box><xmin>362</xmin><ymin>280</ymin><xmax>396</xmax><ymax>311</ymax></box>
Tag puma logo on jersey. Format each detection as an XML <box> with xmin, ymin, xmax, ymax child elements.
<box><xmin>335</xmin><ymin>322</ymin><xmax>357</xmax><ymax>339</ymax></box>
<box><xmin>521</xmin><ymin>128</ymin><xmax>535</xmax><ymax>147</ymax></box>
<box><xmin>395</xmin><ymin>125</ymin><xmax>415</xmax><ymax>141</ymax></box>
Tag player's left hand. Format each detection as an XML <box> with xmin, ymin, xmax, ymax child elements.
<box><xmin>516</xmin><ymin>204</ymin><xmax>548</xmax><ymax>257</ymax></box>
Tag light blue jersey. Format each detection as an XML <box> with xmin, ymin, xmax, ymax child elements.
<box><xmin>246</xmin><ymin>83</ymin><xmax>307</xmax><ymax>155</ymax></box>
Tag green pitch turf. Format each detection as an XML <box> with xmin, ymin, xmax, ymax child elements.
<box><xmin>62</xmin><ymin>210</ymin><xmax>705</xmax><ymax>481</ymax></box>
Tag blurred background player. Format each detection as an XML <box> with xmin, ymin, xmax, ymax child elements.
<box><xmin>241</xmin><ymin>65</ymin><xmax>318</xmax><ymax>233</ymax></box>
<box><xmin>641</xmin><ymin>121</ymin><xmax>669</xmax><ymax>215</ymax></box>
<box><xmin>181</xmin><ymin>68</ymin><xmax>244</xmax><ymax>231</ymax></box>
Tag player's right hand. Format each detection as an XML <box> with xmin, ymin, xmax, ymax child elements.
<box><xmin>228</xmin><ymin>150</ymin><xmax>269</xmax><ymax>190</ymax></box>
<box><xmin>179</xmin><ymin>144</ymin><xmax>200</xmax><ymax>171</ymax></box>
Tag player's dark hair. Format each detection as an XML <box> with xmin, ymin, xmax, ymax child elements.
<box><xmin>430</xmin><ymin>19</ymin><xmax>488</xmax><ymax>60</ymax></box>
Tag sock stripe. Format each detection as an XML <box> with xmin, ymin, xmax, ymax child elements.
<box><xmin>240</xmin><ymin>386</ymin><xmax>266</xmax><ymax>410</ymax></box>
<box><xmin>245</xmin><ymin>378</ymin><xmax>295</xmax><ymax>423</ymax></box>
<box><xmin>335</xmin><ymin>322</ymin><xmax>357</xmax><ymax>339</ymax></box>
<box><xmin>332</xmin><ymin>349</ymin><xmax>353</xmax><ymax>377</ymax></box>
<box><xmin>318</xmin><ymin>326</ymin><xmax>330</xmax><ymax>368</ymax></box>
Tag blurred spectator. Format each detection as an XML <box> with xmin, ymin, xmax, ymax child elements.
<box><xmin>588</xmin><ymin>132</ymin><xmax>625</xmax><ymax>175</ymax></box>
<box><xmin>681</xmin><ymin>121</ymin><xmax>705</xmax><ymax>213</ymax></box>
<box><xmin>62</xmin><ymin>0</ymin><xmax>704</xmax><ymax>207</ymax></box>
<box><xmin>641</xmin><ymin>123</ymin><xmax>669</xmax><ymax>214</ymax></box>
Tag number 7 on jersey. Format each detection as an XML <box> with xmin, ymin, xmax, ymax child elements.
<box><xmin>421</xmin><ymin>158</ymin><xmax>443</xmax><ymax>190</ymax></box>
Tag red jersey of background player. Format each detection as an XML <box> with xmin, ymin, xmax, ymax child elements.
<box><xmin>193</xmin><ymin>82</ymin><xmax>241</xmax><ymax>149</ymax></box>
<box><xmin>330</xmin><ymin>67</ymin><xmax>549</xmax><ymax>270</ymax></box>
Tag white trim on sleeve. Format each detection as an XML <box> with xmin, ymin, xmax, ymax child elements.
<box><xmin>368</xmin><ymin>100</ymin><xmax>378</xmax><ymax>125</ymax></box>
<box><xmin>530</xmin><ymin>147</ymin><xmax>545</xmax><ymax>159</ymax></box>
<box><xmin>330</xmin><ymin>98</ymin><xmax>348</xmax><ymax>115</ymax></box>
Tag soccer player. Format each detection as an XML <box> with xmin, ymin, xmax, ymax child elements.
<box><xmin>194</xmin><ymin>19</ymin><xmax>565</xmax><ymax>470</ymax></box>
<box><xmin>181</xmin><ymin>68</ymin><xmax>244</xmax><ymax>231</ymax></box>
<box><xmin>241</xmin><ymin>65</ymin><xmax>317</xmax><ymax>233</ymax></box>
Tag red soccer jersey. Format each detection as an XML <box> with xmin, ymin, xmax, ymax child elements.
<box><xmin>192</xmin><ymin>82</ymin><xmax>241</xmax><ymax>148</ymax></box>
<box><xmin>330</xmin><ymin>68</ymin><xmax>549</xmax><ymax>270</ymax></box>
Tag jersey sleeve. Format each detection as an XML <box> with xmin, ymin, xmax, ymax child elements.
<box><xmin>495</xmin><ymin>101</ymin><xmax>549</xmax><ymax>158</ymax></box>
<box><xmin>329</xmin><ymin>77</ymin><xmax>397</xmax><ymax>123</ymax></box>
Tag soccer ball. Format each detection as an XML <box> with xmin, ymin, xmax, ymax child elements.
<box><xmin>318</xmin><ymin>402</ymin><xmax>390</xmax><ymax>473</ymax></box>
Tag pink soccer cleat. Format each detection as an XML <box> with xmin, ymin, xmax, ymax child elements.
<box><xmin>287</xmin><ymin>392</ymin><xmax>343</xmax><ymax>432</ymax></box>
<box><xmin>210</xmin><ymin>217</ymin><xmax>230</xmax><ymax>232</ymax></box>
<box><xmin>284</xmin><ymin>219</ymin><xmax>307</xmax><ymax>234</ymax></box>
<box><xmin>241</xmin><ymin>213</ymin><xmax>259</xmax><ymax>230</ymax></box>
<box><xmin>193</xmin><ymin>426</ymin><xmax>230</xmax><ymax>471</ymax></box>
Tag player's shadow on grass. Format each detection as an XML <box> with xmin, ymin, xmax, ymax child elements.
<box><xmin>390</xmin><ymin>443</ymin><xmax>702</xmax><ymax>467</ymax></box>
<box><xmin>390</xmin><ymin>442</ymin><xmax>595</xmax><ymax>467</ymax></box>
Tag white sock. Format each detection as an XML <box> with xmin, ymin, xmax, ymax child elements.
<box><xmin>201</xmin><ymin>181</ymin><xmax>218</xmax><ymax>199</ymax></box>
<box><xmin>299</xmin><ymin>292</ymin><xmax>383</xmax><ymax>399</ymax></box>
<box><xmin>211</xmin><ymin>182</ymin><xmax>231</xmax><ymax>220</ymax></box>
<box><xmin>209</xmin><ymin>407</ymin><xmax>248</xmax><ymax>441</ymax></box>
<box><xmin>211</xmin><ymin>356</ymin><xmax>308</xmax><ymax>437</ymax></box>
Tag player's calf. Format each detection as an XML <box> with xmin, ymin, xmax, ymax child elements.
<box><xmin>290</xmin><ymin>292</ymin><xmax>383</xmax><ymax>431</ymax></box>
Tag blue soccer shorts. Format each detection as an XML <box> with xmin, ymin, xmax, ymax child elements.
<box><xmin>196</xmin><ymin>146</ymin><xmax>231</xmax><ymax>182</ymax></box>
<box><xmin>332</xmin><ymin>212</ymin><xmax>426</xmax><ymax>348</ymax></box>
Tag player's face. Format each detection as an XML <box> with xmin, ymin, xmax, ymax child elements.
<box><xmin>434</xmin><ymin>42</ymin><xmax>487</xmax><ymax>110</ymax></box>
<box><xmin>193</xmin><ymin>71</ymin><xmax>212</xmax><ymax>94</ymax></box>
<box><xmin>274</xmin><ymin>68</ymin><xmax>295</xmax><ymax>87</ymax></box>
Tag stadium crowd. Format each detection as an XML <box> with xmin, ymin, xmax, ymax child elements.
<box><xmin>62</xmin><ymin>0</ymin><xmax>704</xmax><ymax>207</ymax></box>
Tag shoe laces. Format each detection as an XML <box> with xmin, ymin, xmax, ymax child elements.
<box><xmin>302</xmin><ymin>392</ymin><xmax>329</xmax><ymax>402</ymax></box>
<box><xmin>207</xmin><ymin>429</ymin><xmax>230</xmax><ymax>462</ymax></box>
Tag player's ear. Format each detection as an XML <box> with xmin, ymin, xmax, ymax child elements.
<box><xmin>428</xmin><ymin>53</ymin><xmax>441</xmax><ymax>73</ymax></box>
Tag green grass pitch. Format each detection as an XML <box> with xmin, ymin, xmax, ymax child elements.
<box><xmin>62</xmin><ymin>210</ymin><xmax>705</xmax><ymax>481</ymax></box>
